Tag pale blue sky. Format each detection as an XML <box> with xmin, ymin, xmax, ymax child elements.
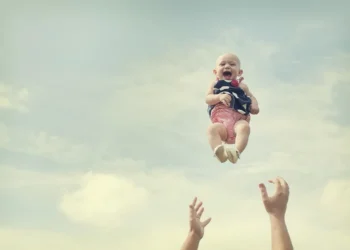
<box><xmin>1</xmin><ymin>1</ymin><xmax>350</xmax><ymax>250</ymax></box>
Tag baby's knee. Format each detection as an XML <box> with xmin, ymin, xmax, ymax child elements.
<box><xmin>235</xmin><ymin>121</ymin><xmax>250</xmax><ymax>134</ymax></box>
<box><xmin>207</xmin><ymin>123</ymin><xmax>226</xmax><ymax>135</ymax></box>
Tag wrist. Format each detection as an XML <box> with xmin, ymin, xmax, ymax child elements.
<box><xmin>187</xmin><ymin>231</ymin><xmax>202</xmax><ymax>242</ymax></box>
<box><xmin>214</xmin><ymin>93</ymin><xmax>221</xmax><ymax>101</ymax></box>
<box><xmin>269</xmin><ymin>213</ymin><xmax>286</xmax><ymax>224</ymax></box>
<box><xmin>206</xmin><ymin>94</ymin><xmax>221</xmax><ymax>105</ymax></box>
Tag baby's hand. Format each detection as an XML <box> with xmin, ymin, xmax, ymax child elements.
<box><xmin>219</xmin><ymin>93</ymin><xmax>231</xmax><ymax>107</ymax></box>
<box><xmin>250</xmin><ymin>104</ymin><xmax>259</xmax><ymax>114</ymax></box>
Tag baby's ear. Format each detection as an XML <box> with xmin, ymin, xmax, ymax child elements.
<box><xmin>239</xmin><ymin>69</ymin><xmax>244</xmax><ymax>76</ymax></box>
<box><xmin>213</xmin><ymin>69</ymin><xmax>217</xmax><ymax>75</ymax></box>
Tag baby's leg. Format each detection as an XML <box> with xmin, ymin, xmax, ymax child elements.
<box><xmin>207</xmin><ymin>123</ymin><xmax>227</xmax><ymax>162</ymax></box>
<box><xmin>234</xmin><ymin>120</ymin><xmax>250</xmax><ymax>154</ymax></box>
<box><xmin>207</xmin><ymin>123</ymin><xmax>227</xmax><ymax>150</ymax></box>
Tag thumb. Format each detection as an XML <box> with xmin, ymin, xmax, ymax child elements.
<box><xmin>259</xmin><ymin>183</ymin><xmax>269</xmax><ymax>202</ymax></box>
<box><xmin>202</xmin><ymin>217</ymin><xmax>212</xmax><ymax>227</ymax></box>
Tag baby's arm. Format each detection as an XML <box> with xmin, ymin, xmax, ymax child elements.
<box><xmin>240</xmin><ymin>82</ymin><xmax>260</xmax><ymax>114</ymax></box>
<box><xmin>205</xmin><ymin>81</ymin><xmax>221</xmax><ymax>105</ymax></box>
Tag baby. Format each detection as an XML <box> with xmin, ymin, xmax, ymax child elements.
<box><xmin>206</xmin><ymin>53</ymin><xmax>259</xmax><ymax>164</ymax></box>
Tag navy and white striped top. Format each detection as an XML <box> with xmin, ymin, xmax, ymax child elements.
<box><xmin>207</xmin><ymin>79</ymin><xmax>252</xmax><ymax>116</ymax></box>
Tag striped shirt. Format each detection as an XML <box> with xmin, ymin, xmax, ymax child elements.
<box><xmin>207</xmin><ymin>79</ymin><xmax>252</xmax><ymax>116</ymax></box>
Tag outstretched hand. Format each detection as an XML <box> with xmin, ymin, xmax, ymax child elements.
<box><xmin>188</xmin><ymin>197</ymin><xmax>211</xmax><ymax>239</ymax></box>
<box><xmin>259</xmin><ymin>176</ymin><xmax>290</xmax><ymax>218</ymax></box>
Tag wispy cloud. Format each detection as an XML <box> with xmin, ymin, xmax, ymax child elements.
<box><xmin>0</xmin><ymin>82</ymin><xmax>29</xmax><ymax>112</ymax></box>
<box><xmin>1</xmin><ymin>2</ymin><xmax>349</xmax><ymax>250</ymax></box>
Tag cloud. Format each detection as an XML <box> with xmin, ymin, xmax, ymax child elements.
<box><xmin>1</xmin><ymin>164</ymin><xmax>350</xmax><ymax>250</ymax></box>
<box><xmin>94</xmin><ymin>25</ymin><xmax>350</xmax><ymax>173</ymax></box>
<box><xmin>103</xmin><ymin>28</ymin><xmax>278</xmax><ymax>127</ymax></box>
<box><xmin>0</xmin><ymin>82</ymin><xmax>29</xmax><ymax>112</ymax></box>
<box><xmin>25</xmin><ymin>131</ymin><xmax>91</xmax><ymax>163</ymax></box>
<box><xmin>0</xmin><ymin>123</ymin><xmax>10</xmax><ymax>147</ymax></box>
<box><xmin>1</xmin><ymin>5</ymin><xmax>349</xmax><ymax>250</ymax></box>
<box><xmin>59</xmin><ymin>171</ymin><xmax>149</xmax><ymax>228</ymax></box>
<box><xmin>0</xmin><ymin>164</ymin><xmax>76</xmax><ymax>190</ymax></box>
<box><xmin>0</xmin><ymin>128</ymin><xmax>92</xmax><ymax>164</ymax></box>
<box><xmin>0</xmin><ymin>228</ymin><xmax>95</xmax><ymax>250</ymax></box>
<box><xmin>320</xmin><ymin>179</ymin><xmax>350</xmax><ymax>226</ymax></box>
<box><xmin>330</xmin><ymin>78</ymin><xmax>350</xmax><ymax>126</ymax></box>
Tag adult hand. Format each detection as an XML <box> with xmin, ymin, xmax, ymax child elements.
<box><xmin>259</xmin><ymin>176</ymin><xmax>290</xmax><ymax>218</ymax></box>
<box><xmin>188</xmin><ymin>197</ymin><xmax>211</xmax><ymax>239</ymax></box>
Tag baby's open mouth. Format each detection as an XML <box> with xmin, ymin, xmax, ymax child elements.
<box><xmin>223</xmin><ymin>71</ymin><xmax>232</xmax><ymax>80</ymax></box>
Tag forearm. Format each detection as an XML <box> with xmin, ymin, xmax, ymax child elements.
<box><xmin>181</xmin><ymin>232</ymin><xmax>201</xmax><ymax>250</ymax></box>
<box><xmin>250</xmin><ymin>96</ymin><xmax>258</xmax><ymax>107</ymax></box>
<box><xmin>205</xmin><ymin>94</ymin><xmax>221</xmax><ymax>105</ymax></box>
<box><xmin>269</xmin><ymin>215</ymin><xmax>293</xmax><ymax>250</ymax></box>
<box><xmin>250</xmin><ymin>96</ymin><xmax>259</xmax><ymax>114</ymax></box>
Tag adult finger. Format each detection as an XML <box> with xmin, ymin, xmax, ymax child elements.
<box><xmin>271</xmin><ymin>177</ymin><xmax>282</xmax><ymax>194</ymax></box>
<box><xmin>189</xmin><ymin>197</ymin><xmax>197</xmax><ymax>219</ymax></box>
<box><xmin>189</xmin><ymin>204</ymin><xmax>196</xmax><ymax>220</ymax></box>
<box><xmin>277</xmin><ymin>176</ymin><xmax>289</xmax><ymax>191</ymax></box>
<box><xmin>259</xmin><ymin>183</ymin><xmax>269</xmax><ymax>202</ymax></box>
<box><xmin>195</xmin><ymin>201</ymin><xmax>203</xmax><ymax>212</ymax></box>
<box><xmin>191</xmin><ymin>197</ymin><xmax>197</xmax><ymax>207</ymax></box>
<box><xmin>277</xmin><ymin>178</ymin><xmax>283</xmax><ymax>192</ymax></box>
<box><xmin>197</xmin><ymin>207</ymin><xmax>204</xmax><ymax>219</ymax></box>
<box><xmin>202</xmin><ymin>217</ymin><xmax>212</xmax><ymax>227</ymax></box>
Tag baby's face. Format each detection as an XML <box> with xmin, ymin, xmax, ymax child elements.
<box><xmin>214</xmin><ymin>54</ymin><xmax>242</xmax><ymax>80</ymax></box>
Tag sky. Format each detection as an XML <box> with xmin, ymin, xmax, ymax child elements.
<box><xmin>1</xmin><ymin>0</ymin><xmax>350</xmax><ymax>250</ymax></box>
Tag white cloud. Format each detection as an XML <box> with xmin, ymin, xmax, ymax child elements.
<box><xmin>26</xmin><ymin>131</ymin><xmax>90</xmax><ymax>163</ymax></box>
<box><xmin>0</xmin><ymin>229</ymin><xmax>96</xmax><ymax>250</ymax></box>
<box><xmin>1</xmin><ymin>11</ymin><xmax>349</xmax><ymax>250</ymax></box>
<box><xmin>0</xmin><ymin>129</ymin><xmax>91</xmax><ymax>164</ymax></box>
<box><xmin>0</xmin><ymin>165</ymin><xmax>77</xmax><ymax>190</ymax></box>
<box><xmin>0</xmin><ymin>123</ymin><xmax>10</xmax><ymax>147</ymax></box>
<box><xmin>0</xmin><ymin>82</ymin><xmax>29</xmax><ymax>112</ymax></box>
<box><xmin>104</xmin><ymin>28</ymin><xmax>279</xmax><ymax>127</ymax></box>
<box><xmin>17</xmin><ymin>88</ymin><xmax>29</xmax><ymax>101</ymax></box>
<box><xmin>100</xmin><ymin>27</ymin><xmax>350</xmax><ymax>175</ymax></box>
<box><xmin>1</xmin><ymin>221</ymin><xmax>349</xmax><ymax>250</ymax></box>
<box><xmin>59</xmin><ymin>171</ymin><xmax>149</xmax><ymax>228</ymax></box>
<box><xmin>320</xmin><ymin>179</ymin><xmax>350</xmax><ymax>226</ymax></box>
<box><xmin>2</xmin><ymin>165</ymin><xmax>350</xmax><ymax>250</ymax></box>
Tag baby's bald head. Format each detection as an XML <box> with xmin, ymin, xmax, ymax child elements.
<box><xmin>213</xmin><ymin>53</ymin><xmax>243</xmax><ymax>80</ymax></box>
<box><xmin>216</xmin><ymin>53</ymin><xmax>241</xmax><ymax>68</ymax></box>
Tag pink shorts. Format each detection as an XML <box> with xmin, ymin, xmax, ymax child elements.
<box><xmin>210</xmin><ymin>103</ymin><xmax>250</xmax><ymax>144</ymax></box>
